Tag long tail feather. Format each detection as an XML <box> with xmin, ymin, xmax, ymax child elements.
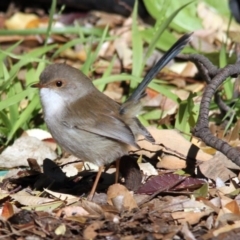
<box><xmin>124</xmin><ymin>33</ymin><xmax>192</xmax><ymax>105</ymax></box>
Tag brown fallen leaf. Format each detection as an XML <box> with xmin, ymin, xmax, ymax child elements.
<box><xmin>81</xmin><ymin>200</ymin><xmax>104</xmax><ymax>216</ymax></box>
<box><xmin>83</xmin><ymin>221</ymin><xmax>104</xmax><ymax>239</ymax></box>
<box><xmin>199</xmin><ymin>152</ymin><xmax>239</xmax><ymax>182</ymax></box>
<box><xmin>219</xmin><ymin>194</ymin><xmax>235</xmax><ymax>207</ymax></box>
<box><xmin>216</xmin><ymin>211</ymin><xmax>240</xmax><ymax>225</ymax></box>
<box><xmin>190</xmin><ymin>30</ymin><xmax>218</xmax><ymax>52</ymax></box>
<box><xmin>228</xmin><ymin>119</ymin><xmax>240</xmax><ymax>142</ymax></box>
<box><xmin>114</xmin><ymin>39</ymin><xmax>132</xmax><ymax>67</ymax></box>
<box><xmin>0</xmin><ymin>190</ymin><xmax>10</xmax><ymax>201</ymax></box>
<box><xmin>181</xmin><ymin>61</ymin><xmax>198</xmax><ymax>78</ymax></box>
<box><xmin>22</xmin><ymin>201</ymin><xmax>63</xmax><ymax>212</ymax></box>
<box><xmin>107</xmin><ymin>183</ymin><xmax>138</xmax><ymax>211</ymax></box>
<box><xmin>225</xmin><ymin>200</ymin><xmax>240</xmax><ymax>214</ymax></box>
<box><xmin>217</xmin><ymin>181</ymin><xmax>237</xmax><ymax>195</ymax></box>
<box><xmin>11</xmin><ymin>194</ymin><xmax>54</xmax><ymax>206</ymax></box>
<box><xmin>131</xmin><ymin>128</ymin><xmax>212</xmax><ymax>165</ymax></box>
<box><xmin>44</xmin><ymin>189</ymin><xmax>79</xmax><ymax>205</ymax></box>
<box><xmin>213</xmin><ymin>220</ymin><xmax>240</xmax><ymax>237</ymax></box>
<box><xmin>172</xmin><ymin>209</ymin><xmax>213</xmax><ymax>225</ymax></box>
<box><xmin>92</xmin><ymin>11</ymin><xmax>125</xmax><ymax>28</ymax></box>
<box><xmin>1</xmin><ymin>202</ymin><xmax>14</xmax><ymax>220</ymax></box>
<box><xmin>181</xmin><ymin>222</ymin><xmax>196</xmax><ymax>240</ymax></box>
<box><xmin>5</xmin><ymin>12</ymin><xmax>39</xmax><ymax>30</ymax></box>
<box><xmin>157</xmin><ymin>155</ymin><xmax>186</xmax><ymax>170</ymax></box>
<box><xmin>197</xmin><ymin>2</ymin><xmax>233</xmax><ymax>43</ymax></box>
<box><xmin>0</xmin><ymin>136</ymin><xmax>57</xmax><ymax>168</ymax></box>
<box><xmin>57</xmin><ymin>206</ymin><xmax>89</xmax><ymax>218</ymax></box>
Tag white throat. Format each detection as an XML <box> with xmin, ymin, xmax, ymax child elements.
<box><xmin>40</xmin><ymin>88</ymin><xmax>65</xmax><ymax>118</ymax></box>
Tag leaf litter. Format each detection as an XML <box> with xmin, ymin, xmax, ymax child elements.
<box><xmin>2</xmin><ymin>1</ymin><xmax>240</xmax><ymax>239</ymax></box>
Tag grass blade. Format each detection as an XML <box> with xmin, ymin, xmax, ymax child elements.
<box><xmin>131</xmin><ymin>0</ymin><xmax>143</xmax><ymax>88</ymax></box>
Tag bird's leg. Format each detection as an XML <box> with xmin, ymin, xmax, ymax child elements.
<box><xmin>88</xmin><ymin>165</ymin><xmax>104</xmax><ymax>201</ymax></box>
<box><xmin>115</xmin><ymin>159</ymin><xmax>120</xmax><ymax>183</ymax></box>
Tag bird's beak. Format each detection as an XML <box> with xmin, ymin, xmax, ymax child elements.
<box><xmin>31</xmin><ymin>82</ymin><xmax>43</xmax><ymax>88</ymax></box>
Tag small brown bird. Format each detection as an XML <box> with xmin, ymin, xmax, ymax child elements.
<box><xmin>32</xmin><ymin>33</ymin><xmax>191</xmax><ymax>199</ymax></box>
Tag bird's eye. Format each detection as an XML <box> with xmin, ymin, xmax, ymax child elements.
<box><xmin>55</xmin><ymin>81</ymin><xmax>63</xmax><ymax>87</ymax></box>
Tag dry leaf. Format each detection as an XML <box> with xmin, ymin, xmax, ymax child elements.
<box><xmin>169</xmin><ymin>62</ymin><xmax>188</xmax><ymax>74</ymax></box>
<box><xmin>55</xmin><ymin>224</ymin><xmax>66</xmax><ymax>235</ymax></box>
<box><xmin>213</xmin><ymin>220</ymin><xmax>240</xmax><ymax>236</ymax></box>
<box><xmin>157</xmin><ymin>155</ymin><xmax>186</xmax><ymax>170</ymax></box>
<box><xmin>0</xmin><ymin>191</ymin><xmax>10</xmax><ymax>201</ymax></box>
<box><xmin>197</xmin><ymin>2</ymin><xmax>240</xmax><ymax>43</ymax></box>
<box><xmin>225</xmin><ymin>201</ymin><xmax>240</xmax><ymax>214</ymax></box>
<box><xmin>57</xmin><ymin>206</ymin><xmax>89</xmax><ymax>218</ymax></box>
<box><xmin>216</xmin><ymin>211</ymin><xmax>240</xmax><ymax>225</ymax></box>
<box><xmin>0</xmin><ymin>136</ymin><xmax>57</xmax><ymax>168</ymax></box>
<box><xmin>11</xmin><ymin>194</ymin><xmax>54</xmax><ymax>206</ymax></box>
<box><xmin>107</xmin><ymin>183</ymin><xmax>138</xmax><ymax>211</ymax></box>
<box><xmin>93</xmin><ymin>11</ymin><xmax>124</xmax><ymax>28</ymax></box>
<box><xmin>62</xmin><ymin>164</ymin><xmax>78</xmax><ymax>177</ymax></box>
<box><xmin>1</xmin><ymin>202</ymin><xmax>14</xmax><ymax>220</ymax></box>
<box><xmin>138</xmin><ymin>173</ymin><xmax>205</xmax><ymax>195</ymax></box>
<box><xmin>139</xmin><ymin>162</ymin><xmax>158</xmax><ymax>176</ymax></box>
<box><xmin>132</xmin><ymin>127</ymin><xmax>212</xmax><ymax>163</ymax></box>
<box><xmin>114</xmin><ymin>39</ymin><xmax>132</xmax><ymax>67</ymax></box>
<box><xmin>181</xmin><ymin>222</ymin><xmax>196</xmax><ymax>240</ymax></box>
<box><xmin>181</xmin><ymin>61</ymin><xmax>198</xmax><ymax>78</ymax></box>
<box><xmin>172</xmin><ymin>209</ymin><xmax>213</xmax><ymax>225</ymax></box>
<box><xmin>83</xmin><ymin>221</ymin><xmax>103</xmax><ymax>239</ymax></box>
<box><xmin>22</xmin><ymin>201</ymin><xmax>63</xmax><ymax>211</ymax></box>
<box><xmin>199</xmin><ymin>152</ymin><xmax>239</xmax><ymax>182</ymax></box>
<box><xmin>217</xmin><ymin>181</ymin><xmax>237</xmax><ymax>195</ymax></box>
<box><xmin>5</xmin><ymin>12</ymin><xmax>39</xmax><ymax>30</ymax></box>
<box><xmin>44</xmin><ymin>189</ymin><xmax>79</xmax><ymax>205</ymax></box>
<box><xmin>81</xmin><ymin>200</ymin><xmax>104</xmax><ymax>216</ymax></box>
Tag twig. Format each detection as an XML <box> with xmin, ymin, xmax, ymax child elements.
<box><xmin>184</xmin><ymin>54</ymin><xmax>234</xmax><ymax>115</ymax></box>
<box><xmin>193</xmin><ymin>62</ymin><xmax>240</xmax><ymax>166</ymax></box>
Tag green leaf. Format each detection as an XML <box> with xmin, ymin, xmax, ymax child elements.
<box><xmin>97</xmin><ymin>55</ymin><xmax>117</xmax><ymax>92</ymax></box>
<box><xmin>0</xmin><ymin>40</ymin><xmax>23</xmax><ymax>61</ymax></box>
<box><xmin>7</xmin><ymin>95</ymin><xmax>40</xmax><ymax>143</ymax></box>
<box><xmin>142</xmin><ymin>109</ymin><xmax>162</xmax><ymax>120</ymax></box>
<box><xmin>193</xmin><ymin>183</ymin><xmax>208</xmax><ymax>198</ymax></box>
<box><xmin>219</xmin><ymin>47</ymin><xmax>233</xmax><ymax>99</ymax></box>
<box><xmin>7</xmin><ymin>87</ymin><xmax>19</xmax><ymax>126</ymax></box>
<box><xmin>94</xmin><ymin>75</ymin><xmax>178</xmax><ymax>102</ymax></box>
<box><xmin>0</xmin><ymin>111</ymin><xmax>12</xmax><ymax>130</ymax></box>
<box><xmin>81</xmin><ymin>26</ymin><xmax>109</xmax><ymax>74</ymax></box>
<box><xmin>143</xmin><ymin>0</ymin><xmax>165</xmax><ymax>19</ymax></box>
<box><xmin>0</xmin><ymin>88</ymin><xmax>35</xmax><ymax>111</ymax></box>
<box><xmin>204</xmin><ymin>0</ymin><xmax>230</xmax><ymax>16</ymax></box>
<box><xmin>44</xmin><ymin>0</ymin><xmax>57</xmax><ymax>46</ymax></box>
<box><xmin>131</xmin><ymin>0</ymin><xmax>143</xmax><ymax>88</ymax></box>
<box><xmin>143</xmin><ymin>0</ymin><xmax>200</xmax><ymax>32</ymax></box>
<box><xmin>174</xmin><ymin>169</ymin><xmax>190</xmax><ymax>176</ymax></box>
<box><xmin>169</xmin><ymin>1</ymin><xmax>202</xmax><ymax>32</ymax></box>
<box><xmin>175</xmin><ymin>93</ymin><xmax>196</xmax><ymax>137</ymax></box>
<box><xmin>228</xmin><ymin>188</ymin><xmax>240</xmax><ymax>197</ymax></box>
<box><xmin>144</xmin><ymin>0</ymin><xmax>194</xmax><ymax>60</ymax></box>
<box><xmin>141</xmin><ymin>28</ymin><xmax>195</xmax><ymax>53</ymax></box>
<box><xmin>8</xmin><ymin>44</ymin><xmax>56</xmax><ymax>76</ymax></box>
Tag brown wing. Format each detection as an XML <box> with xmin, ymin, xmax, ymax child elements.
<box><xmin>61</xmin><ymin>91</ymin><xmax>139</xmax><ymax>148</ymax></box>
